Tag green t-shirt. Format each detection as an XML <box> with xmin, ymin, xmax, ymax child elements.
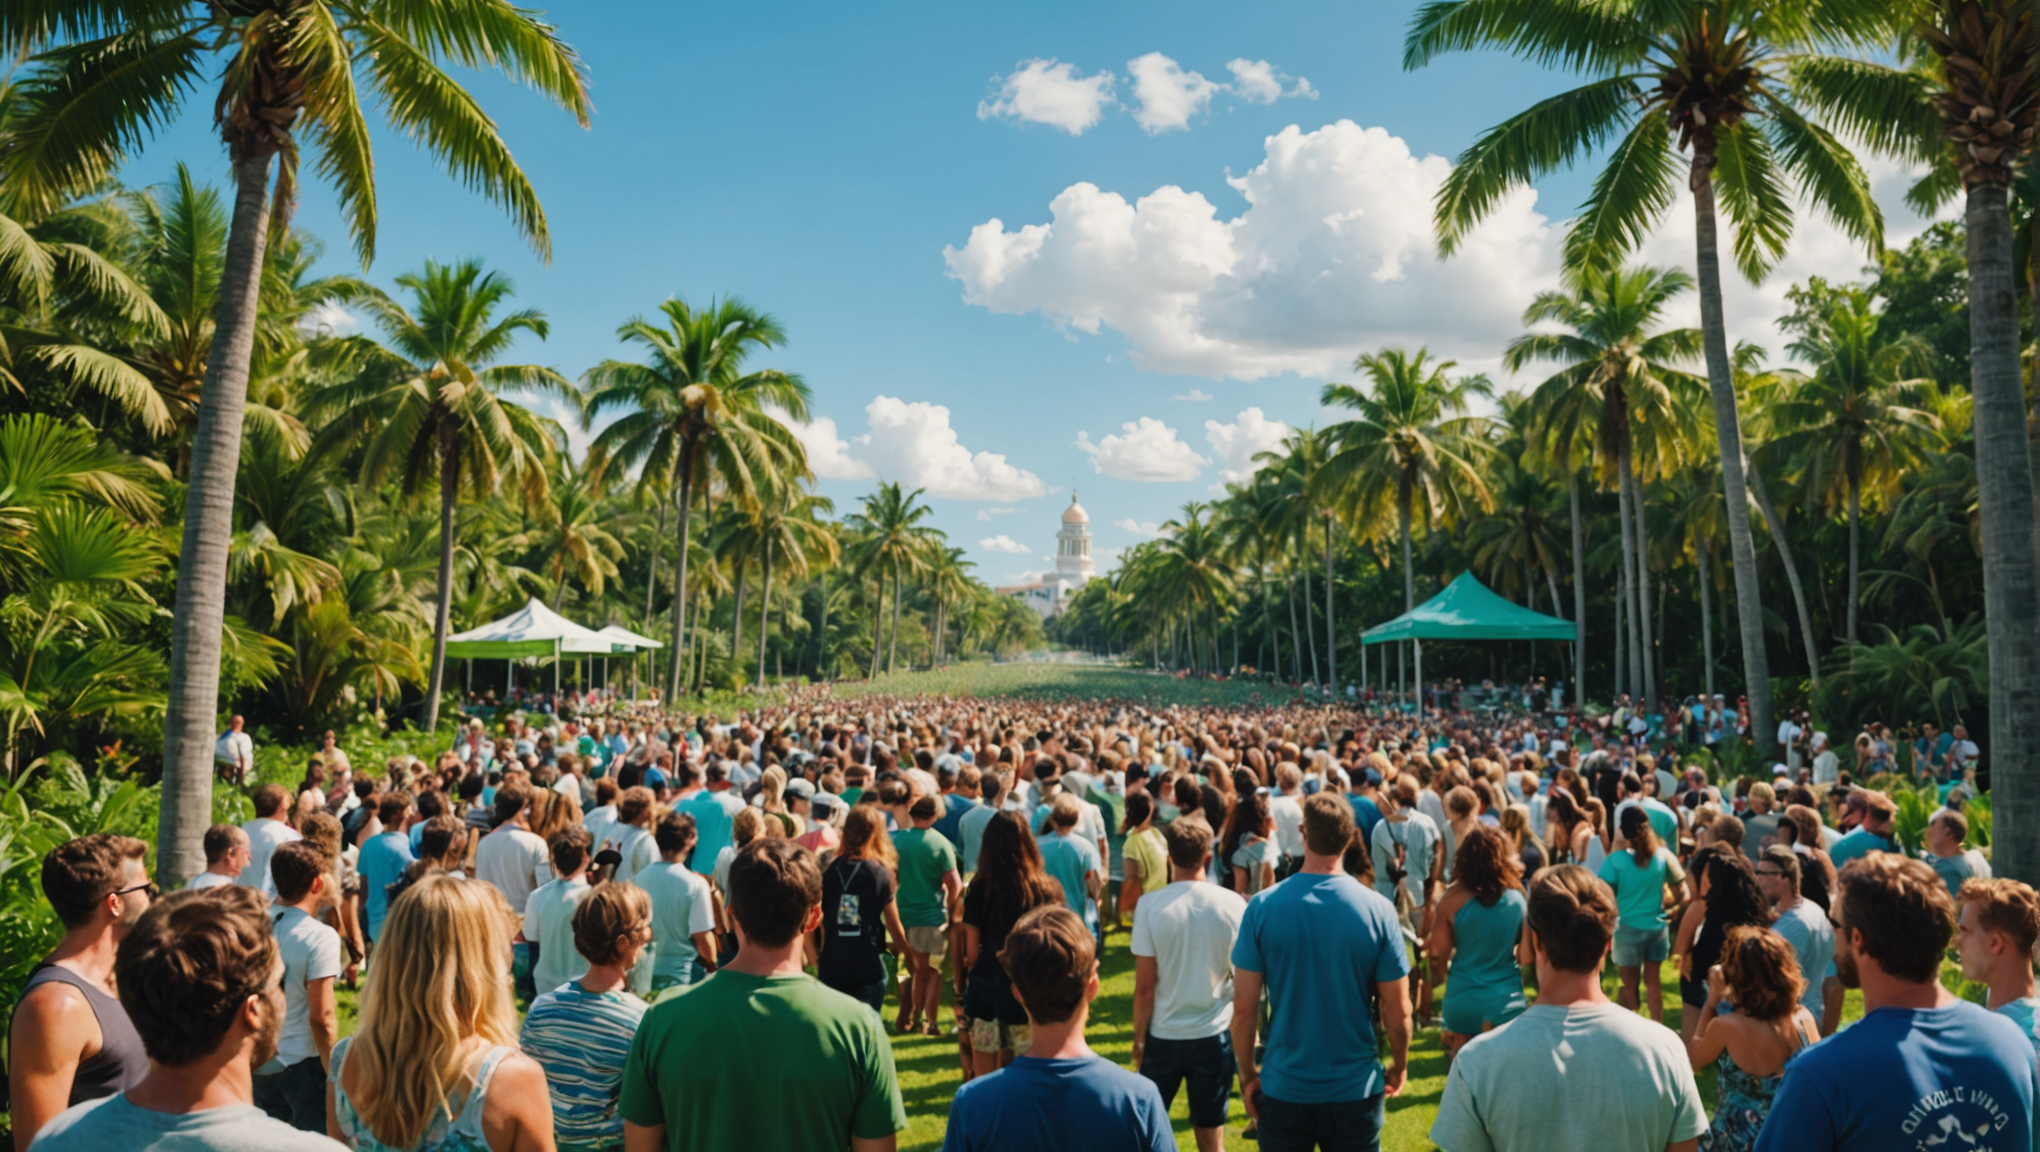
<box><xmin>620</xmin><ymin>970</ymin><xmax>905</xmax><ymax>1152</ymax></box>
<box><xmin>1597</xmin><ymin>847</ymin><xmax>1682</xmax><ymax>932</ymax></box>
<box><xmin>1124</xmin><ymin>826</ymin><xmax>1168</xmax><ymax>895</ymax></box>
<box><xmin>894</xmin><ymin>826</ymin><xmax>958</xmax><ymax>929</ymax></box>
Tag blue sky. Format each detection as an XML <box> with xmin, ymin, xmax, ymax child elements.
<box><xmin>128</xmin><ymin>0</ymin><xmax>1934</xmax><ymax>586</ymax></box>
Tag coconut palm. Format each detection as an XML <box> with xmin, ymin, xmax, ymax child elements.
<box><xmin>1772</xmin><ymin>287</ymin><xmax>1940</xmax><ymax>643</ymax></box>
<box><xmin>584</xmin><ymin>297</ymin><xmax>811</xmax><ymax>701</ymax></box>
<box><xmin>1406</xmin><ymin>0</ymin><xmax>1902</xmax><ymax>744</ymax></box>
<box><xmin>0</xmin><ymin>0</ymin><xmax>591</xmax><ymax>880</ymax></box>
<box><xmin>747</xmin><ymin>490</ymin><xmax>838</xmax><ymax>687</ymax></box>
<box><xmin>531</xmin><ymin>456</ymin><xmax>628</xmax><ymax>610</ymax></box>
<box><xmin>1318</xmin><ymin>347</ymin><xmax>1493</xmax><ymax>697</ymax></box>
<box><xmin>305</xmin><ymin>258</ymin><xmax>575</xmax><ymax>736</ymax></box>
<box><xmin>1507</xmin><ymin>264</ymin><xmax>1704</xmax><ymax>711</ymax></box>
<box><xmin>845</xmin><ymin>482</ymin><xmax>938</xmax><ymax>677</ymax></box>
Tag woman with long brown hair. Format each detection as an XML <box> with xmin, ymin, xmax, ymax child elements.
<box><xmin>813</xmin><ymin>806</ymin><xmax>906</xmax><ymax>1012</ymax></box>
<box><xmin>959</xmin><ymin>811</ymin><xmax>1064</xmax><ymax>1075</ymax></box>
<box><xmin>1428</xmin><ymin>824</ymin><xmax>1528</xmax><ymax>1060</ymax></box>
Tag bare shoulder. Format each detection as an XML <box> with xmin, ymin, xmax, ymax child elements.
<box><xmin>9</xmin><ymin>980</ymin><xmax>96</xmax><ymax>1063</ymax></box>
<box><xmin>490</xmin><ymin>1050</ymin><xmax>550</xmax><ymax>1099</ymax></box>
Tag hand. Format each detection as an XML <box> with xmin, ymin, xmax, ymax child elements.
<box><xmin>1706</xmin><ymin>963</ymin><xmax>1728</xmax><ymax>1000</ymax></box>
<box><xmin>1239</xmin><ymin>1074</ymin><xmax>1260</xmax><ymax>1121</ymax></box>
<box><xmin>1130</xmin><ymin>1040</ymin><xmax>1145</xmax><ymax>1068</ymax></box>
<box><xmin>1384</xmin><ymin>1060</ymin><xmax>1408</xmax><ymax>1098</ymax></box>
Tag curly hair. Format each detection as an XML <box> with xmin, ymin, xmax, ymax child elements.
<box><xmin>1718</xmin><ymin>924</ymin><xmax>1806</xmax><ymax>1022</ymax></box>
<box><xmin>1452</xmin><ymin>824</ymin><xmax>1524</xmax><ymax>907</ymax></box>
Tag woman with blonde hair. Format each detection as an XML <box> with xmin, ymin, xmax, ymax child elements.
<box><xmin>327</xmin><ymin>875</ymin><xmax>555</xmax><ymax>1152</ymax></box>
<box><xmin>753</xmin><ymin>766</ymin><xmax>800</xmax><ymax>837</ymax></box>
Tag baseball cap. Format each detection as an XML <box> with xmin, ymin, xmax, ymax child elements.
<box><xmin>787</xmin><ymin>778</ymin><xmax>816</xmax><ymax>801</ymax></box>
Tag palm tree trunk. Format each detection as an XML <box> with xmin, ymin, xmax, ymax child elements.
<box><xmin>1324</xmin><ymin>517</ymin><xmax>1337</xmax><ymax>690</ymax></box>
<box><xmin>1401</xmin><ymin>486</ymin><xmax>1416</xmax><ymax>708</ymax></box>
<box><xmin>664</xmin><ymin>449</ymin><xmax>698</xmax><ymax>703</ymax></box>
<box><xmin>159</xmin><ymin>148</ymin><xmax>276</xmax><ymax>883</ymax></box>
<box><xmin>868</xmin><ymin>570</ymin><xmax>885</xmax><ymax>680</ymax></box>
<box><xmin>1301</xmin><ymin>561</ymin><xmax>1321</xmax><ymax>685</ymax></box>
<box><xmin>755</xmin><ymin>547</ymin><xmax>774</xmax><ymax>689</ymax></box>
<box><xmin>730</xmin><ymin>559</ymin><xmax>748</xmax><ymax>676</ymax></box>
<box><xmin>1967</xmin><ymin>182</ymin><xmax>2040</xmax><ymax>880</ymax></box>
<box><xmin>1614</xmin><ymin>566</ymin><xmax>1627</xmax><ymax>701</ymax></box>
<box><xmin>1691</xmin><ymin>139</ymin><xmax>1775</xmax><ymax>747</ymax></box>
<box><xmin>814</xmin><ymin>577</ymin><xmax>830</xmax><ymax>678</ymax></box>
<box><xmin>1846</xmin><ymin>474</ymin><xmax>1862</xmax><ymax>644</ymax></box>
<box><xmin>1262</xmin><ymin>571</ymin><xmax>1279</xmax><ymax>677</ymax></box>
<box><xmin>1627</xmin><ymin>455</ymin><xmax>1658</xmax><ymax>713</ymax></box>
<box><xmin>1698</xmin><ymin>537</ymin><xmax>1717</xmax><ymax>703</ymax></box>
<box><xmin>1569</xmin><ymin>471</ymin><xmax>1587</xmax><ymax>710</ymax></box>
<box><xmin>427</xmin><ymin>431</ymin><xmax>460</xmax><ymax>725</ymax></box>
<box><xmin>1616</xmin><ymin>450</ymin><xmax>1643</xmax><ymax>702</ymax></box>
<box><xmin>1286</xmin><ymin>574</ymin><xmax>1303</xmax><ymax>682</ymax></box>
<box><xmin>643</xmin><ymin>484</ymin><xmax>671</xmax><ymax>624</ymax></box>
<box><xmin>1749</xmin><ymin>462</ymin><xmax>1821</xmax><ymax>682</ymax></box>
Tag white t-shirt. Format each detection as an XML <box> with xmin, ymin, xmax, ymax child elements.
<box><xmin>475</xmin><ymin>825</ymin><xmax>552</xmax><ymax>915</ymax></box>
<box><xmin>639</xmin><ymin>861</ymin><xmax>717</xmax><ymax>981</ymax></box>
<box><xmin>215</xmin><ymin>730</ymin><xmax>255</xmax><ymax>768</ymax></box>
<box><xmin>523</xmin><ymin>874</ymin><xmax>591</xmax><ymax>997</ymax></box>
<box><xmin>583</xmin><ymin>804</ymin><xmax>619</xmax><ymax>851</ymax></box>
<box><xmin>613</xmin><ymin>827</ymin><xmax>657</xmax><ymax>887</ymax></box>
<box><xmin>186</xmin><ymin>870</ymin><xmax>236</xmax><ymax>890</ymax></box>
<box><xmin>1131</xmin><ymin>881</ymin><xmax>1247</xmax><ymax>1041</ymax></box>
<box><xmin>271</xmin><ymin>905</ymin><xmax>343</xmax><ymax>1066</ymax></box>
<box><xmin>239</xmin><ymin>817</ymin><xmax>300</xmax><ymax>892</ymax></box>
<box><xmin>1269</xmin><ymin>794</ymin><xmax>1305</xmax><ymax>859</ymax></box>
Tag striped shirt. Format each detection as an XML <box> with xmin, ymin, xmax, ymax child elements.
<box><xmin>518</xmin><ymin>981</ymin><xmax>647</xmax><ymax>1152</ymax></box>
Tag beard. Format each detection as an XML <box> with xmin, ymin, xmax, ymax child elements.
<box><xmin>1833</xmin><ymin>940</ymin><xmax>1861</xmax><ymax>990</ymax></box>
<box><xmin>250</xmin><ymin>989</ymin><xmax>284</xmax><ymax>1070</ymax></box>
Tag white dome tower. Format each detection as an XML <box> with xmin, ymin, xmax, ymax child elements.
<box><xmin>1055</xmin><ymin>494</ymin><xmax>1096</xmax><ymax>584</ymax></box>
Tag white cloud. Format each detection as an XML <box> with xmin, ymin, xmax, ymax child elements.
<box><xmin>1227</xmin><ymin>59</ymin><xmax>1315</xmax><ymax>104</ymax></box>
<box><xmin>853</xmin><ymin>396</ymin><xmax>1047</xmax><ymax>501</ymax></box>
<box><xmin>979</xmin><ymin>534</ymin><xmax>1032</xmax><ymax>554</ymax></box>
<box><xmin>298</xmin><ymin>300</ymin><xmax>358</xmax><ymax>337</ymax></box>
<box><xmin>766</xmin><ymin>406</ymin><xmax>874</xmax><ymax>481</ymax></box>
<box><xmin>1115</xmin><ymin>518</ymin><xmax>1166</xmax><ymax>537</ymax></box>
<box><xmin>978</xmin><ymin>59</ymin><xmax>1117</xmax><ymax>135</ymax></box>
<box><xmin>1076</xmin><ymin>416</ymin><xmax>1208</xmax><ymax>481</ymax></box>
<box><xmin>976</xmin><ymin>505</ymin><xmax>1024</xmax><ymax>521</ymax></box>
<box><xmin>1172</xmin><ymin>388</ymin><xmax>1213</xmax><ymax>402</ymax></box>
<box><xmin>1127</xmin><ymin>53</ymin><xmax>1225</xmax><ymax>134</ymax></box>
<box><xmin>948</xmin><ymin>118</ymin><xmax>1944</xmax><ymax>385</ymax></box>
<box><xmin>1204</xmin><ymin>406</ymin><xmax>1289</xmax><ymax>490</ymax></box>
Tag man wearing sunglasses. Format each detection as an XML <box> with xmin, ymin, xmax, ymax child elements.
<box><xmin>8</xmin><ymin>834</ymin><xmax>154</xmax><ymax>1150</ymax></box>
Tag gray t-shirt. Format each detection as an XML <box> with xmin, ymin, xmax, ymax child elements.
<box><xmin>1431</xmin><ymin>1002</ymin><xmax>1707</xmax><ymax>1152</ymax></box>
<box><xmin>269</xmin><ymin>906</ymin><xmax>342</xmax><ymax>1066</ymax></box>
<box><xmin>1371</xmin><ymin>813</ymin><xmax>1441</xmax><ymax>908</ymax></box>
<box><xmin>1772</xmin><ymin>899</ymin><xmax>1835</xmax><ymax>1015</ymax></box>
<box><xmin>30</xmin><ymin>1095</ymin><xmax>346</xmax><ymax>1152</ymax></box>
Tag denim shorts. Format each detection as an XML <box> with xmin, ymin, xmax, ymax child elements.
<box><xmin>1139</xmin><ymin>1033</ymin><xmax>1235</xmax><ymax>1129</ymax></box>
<box><xmin>1612</xmin><ymin>924</ymin><xmax>1669</xmax><ymax>967</ymax></box>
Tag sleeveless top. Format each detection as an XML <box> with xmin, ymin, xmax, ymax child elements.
<box><xmin>1447</xmin><ymin>888</ymin><xmax>1530</xmax><ymax>1005</ymax></box>
<box><xmin>1703</xmin><ymin>1013</ymin><xmax>1819</xmax><ymax>1152</ymax></box>
<box><xmin>21</xmin><ymin>963</ymin><xmax>147</xmax><ymax>1103</ymax></box>
<box><xmin>331</xmin><ymin>1036</ymin><xmax>513</xmax><ymax>1152</ymax></box>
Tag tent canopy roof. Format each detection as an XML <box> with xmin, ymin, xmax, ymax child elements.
<box><xmin>444</xmin><ymin>598</ymin><xmax>624</xmax><ymax>659</ymax></box>
<box><xmin>1360</xmin><ymin>572</ymin><xmax>1575</xmax><ymax>644</ymax></box>
<box><xmin>595</xmin><ymin>624</ymin><xmax>664</xmax><ymax>651</ymax></box>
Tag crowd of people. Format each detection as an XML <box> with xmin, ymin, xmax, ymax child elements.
<box><xmin>8</xmin><ymin>686</ymin><xmax>2036</xmax><ymax>1152</ymax></box>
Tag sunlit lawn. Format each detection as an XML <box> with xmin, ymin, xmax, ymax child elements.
<box><xmin>813</xmin><ymin>662</ymin><xmax>1306</xmax><ymax>710</ymax></box>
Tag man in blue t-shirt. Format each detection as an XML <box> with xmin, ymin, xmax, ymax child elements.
<box><xmin>1232</xmin><ymin>794</ymin><xmax>1412</xmax><ymax>1152</ymax></box>
<box><xmin>1756</xmin><ymin>854</ymin><xmax>2038</xmax><ymax>1152</ymax></box>
<box><xmin>1827</xmin><ymin>790</ymin><xmax>1901</xmax><ymax>869</ymax></box>
<box><xmin>942</xmin><ymin>905</ymin><xmax>1170</xmax><ymax>1152</ymax></box>
<box><xmin>358</xmin><ymin>791</ymin><xmax>416</xmax><ymax>944</ymax></box>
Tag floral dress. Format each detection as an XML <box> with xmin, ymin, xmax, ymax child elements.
<box><xmin>1698</xmin><ymin>1013</ymin><xmax>1818</xmax><ymax>1152</ymax></box>
<box><xmin>331</xmin><ymin>1036</ymin><xmax>512</xmax><ymax>1152</ymax></box>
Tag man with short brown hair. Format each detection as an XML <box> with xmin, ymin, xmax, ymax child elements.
<box><xmin>1133</xmin><ymin>814</ymin><xmax>1244</xmax><ymax>1152</ymax></box>
<box><xmin>9</xmin><ymin>835</ymin><xmax>152</xmax><ymax>1151</ymax></box>
<box><xmin>28</xmin><ymin>885</ymin><xmax>344</xmax><ymax>1152</ymax></box>
<box><xmin>621</xmin><ymin>839</ymin><xmax>905</xmax><ymax>1152</ymax></box>
<box><xmin>1957</xmin><ymin>877</ymin><xmax>2040</xmax><ymax>1051</ymax></box>
<box><xmin>1757</xmin><ymin>854</ymin><xmax>2037</xmax><ymax>1151</ymax></box>
<box><xmin>237</xmin><ymin>786</ymin><xmax>300</xmax><ymax>893</ymax></box>
<box><xmin>1432</xmin><ymin>865</ymin><xmax>1706</xmax><ymax>1152</ymax></box>
<box><xmin>187</xmin><ymin>826</ymin><xmax>250</xmax><ymax>891</ymax></box>
<box><xmin>253</xmin><ymin>843</ymin><xmax>339</xmax><ymax>1132</ymax></box>
<box><xmin>942</xmin><ymin>905</ymin><xmax>1170</xmax><ymax>1152</ymax></box>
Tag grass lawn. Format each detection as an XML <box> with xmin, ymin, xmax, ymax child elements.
<box><xmin>809</xmin><ymin>663</ymin><xmax>1301</xmax><ymax>710</ymax></box>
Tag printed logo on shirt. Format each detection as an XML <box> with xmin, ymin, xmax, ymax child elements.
<box><xmin>1902</xmin><ymin>1085</ymin><xmax>2016</xmax><ymax>1150</ymax></box>
<box><xmin>836</xmin><ymin>892</ymin><xmax>862</xmax><ymax>936</ymax></box>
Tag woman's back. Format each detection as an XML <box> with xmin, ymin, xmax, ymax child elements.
<box><xmin>1449</xmin><ymin>888</ymin><xmax>1527</xmax><ymax>995</ymax></box>
<box><xmin>1705</xmin><ymin>1009</ymin><xmax>1818</xmax><ymax>1152</ymax></box>
<box><xmin>333</xmin><ymin>1037</ymin><xmax>513</xmax><ymax>1152</ymax></box>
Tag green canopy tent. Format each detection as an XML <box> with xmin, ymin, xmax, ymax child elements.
<box><xmin>1360</xmin><ymin>572</ymin><xmax>1573</xmax><ymax>708</ymax></box>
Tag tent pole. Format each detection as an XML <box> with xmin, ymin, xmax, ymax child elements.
<box><xmin>1415</xmin><ymin>639</ymin><xmax>1424</xmax><ymax>716</ymax></box>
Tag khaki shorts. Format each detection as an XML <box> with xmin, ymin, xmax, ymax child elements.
<box><xmin>970</xmin><ymin>1017</ymin><xmax>1031</xmax><ymax>1057</ymax></box>
<box><xmin>905</xmin><ymin>925</ymin><xmax>949</xmax><ymax>957</ymax></box>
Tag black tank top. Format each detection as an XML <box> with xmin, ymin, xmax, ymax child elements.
<box><xmin>20</xmin><ymin>962</ymin><xmax>148</xmax><ymax>1103</ymax></box>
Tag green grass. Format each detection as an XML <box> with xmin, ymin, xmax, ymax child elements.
<box><xmin>811</xmin><ymin>662</ymin><xmax>1304</xmax><ymax>710</ymax></box>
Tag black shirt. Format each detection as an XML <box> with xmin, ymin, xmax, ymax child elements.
<box><xmin>961</xmin><ymin>881</ymin><xmax>1030</xmax><ymax>1025</ymax></box>
<box><xmin>818</xmin><ymin>857</ymin><xmax>892</xmax><ymax>988</ymax></box>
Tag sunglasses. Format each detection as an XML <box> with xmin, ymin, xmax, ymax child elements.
<box><xmin>1755</xmin><ymin>869</ymin><xmax>1785</xmax><ymax>878</ymax></box>
<box><xmin>114</xmin><ymin>881</ymin><xmax>160</xmax><ymax>899</ymax></box>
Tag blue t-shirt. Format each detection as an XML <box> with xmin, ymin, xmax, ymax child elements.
<box><xmin>1771</xmin><ymin>900</ymin><xmax>1836</xmax><ymax>1017</ymax></box>
<box><xmin>1349</xmin><ymin>794</ymin><xmax>1384</xmax><ymax>842</ymax></box>
<box><xmin>1230</xmin><ymin>872</ymin><xmax>1411</xmax><ymax>1104</ymax></box>
<box><xmin>675</xmin><ymin>793</ymin><xmax>736</xmax><ymax>878</ymax></box>
<box><xmin>1997</xmin><ymin>997</ymin><xmax>2040</xmax><ymax>1055</ymax></box>
<box><xmin>1827</xmin><ymin>827</ymin><xmax>1899</xmax><ymax>870</ymax></box>
<box><xmin>358</xmin><ymin>831</ymin><xmax>415</xmax><ymax>940</ymax></box>
<box><xmin>1756</xmin><ymin>1001</ymin><xmax>2036</xmax><ymax>1152</ymax></box>
<box><xmin>941</xmin><ymin>1056</ymin><xmax>1172</xmax><ymax>1152</ymax></box>
<box><xmin>933</xmin><ymin>794</ymin><xmax>979</xmax><ymax>846</ymax></box>
<box><xmin>1039</xmin><ymin>832</ymin><xmax>1103</xmax><ymax>929</ymax></box>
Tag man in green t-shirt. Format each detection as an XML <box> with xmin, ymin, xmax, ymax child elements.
<box><xmin>620</xmin><ymin>838</ymin><xmax>906</xmax><ymax>1152</ymax></box>
<box><xmin>893</xmin><ymin>795</ymin><xmax>962</xmax><ymax>1036</ymax></box>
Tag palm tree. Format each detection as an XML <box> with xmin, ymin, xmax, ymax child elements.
<box><xmin>1508</xmin><ymin>264</ymin><xmax>1703</xmax><ymax>711</ymax></box>
<box><xmin>531</xmin><ymin>456</ymin><xmax>628</xmax><ymax>610</ymax></box>
<box><xmin>1772</xmin><ymin>287</ymin><xmax>1940</xmax><ymax>643</ymax></box>
<box><xmin>1256</xmin><ymin>433</ymin><xmax>1330</xmax><ymax>684</ymax></box>
<box><xmin>1406</xmin><ymin>0</ymin><xmax>1901</xmax><ymax>737</ymax></box>
<box><xmin>306</xmin><ymin>259</ymin><xmax>575</xmax><ymax>736</ymax></box>
<box><xmin>845</xmin><ymin>483</ymin><xmax>937</xmax><ymax>677</ymax></box>
<box><xmin>0</xmin><ymin>0</ymin><xmax>591</xmax><ymax>880</ymax></box>
<box><xmin>585</xmin><ymin>297</ymin><xmax>811</xmax><ymax>701</ymax></box>
<box><xmin>1318</xmin><ymin>347</ymin><xmax>1493</xmax><ymax>701</ymax></box>
<box><xmin>925</xmin><ymin>546</ymin><xmax>976</xmax><ymax>668</ymax></box>
<box><xmin>748</xmin><ymin>491</ymin><xmax>839</xmax><ymax>687</ymax></box>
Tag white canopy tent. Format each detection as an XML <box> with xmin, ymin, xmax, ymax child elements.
<box><xmin>444</xmin><ymin>598</ymin><xmax>627</xmax><ymax>697</ymax></box>
<box><xmin>593</xmin><ymin>624</ymin><xmax>664</xmax><ymax>699</ymax></box>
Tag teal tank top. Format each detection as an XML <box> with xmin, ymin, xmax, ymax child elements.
<box><xmin>1449</xmin><ymin>887</ymin><xmax>1528</xmax><ymax>1000</ymax></box>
